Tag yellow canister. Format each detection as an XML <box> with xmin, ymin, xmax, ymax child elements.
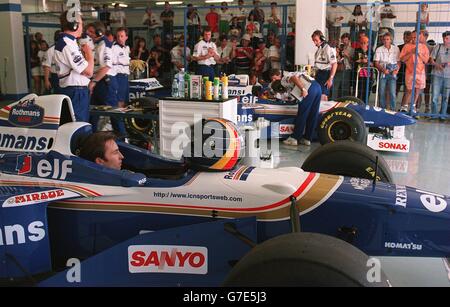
<box><xmin>205</xmin><ymin>81</ymin><xmax>213</xmax><ymax>101</ymax></box>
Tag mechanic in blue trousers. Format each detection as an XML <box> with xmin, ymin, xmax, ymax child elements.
<box><xmin>112</xmin><ymin>27</ymin><xmax>131</xmax><ymax>107</ymax></box>
<box><xmin>269</xmin><ymin>69</ymin><xmax>322</xmax><ymax>147</ymax></box>
<box><xmin>311</xmin><ymin>30</ymin><xmax>337</xmax><ymax>101</ymax></box>
<box><xmin>86</xmin><ymin>21</ymin><xmax>126</xmax><ymax>134</ymax></box>
<box><xmin>54</xmin><ymin>11</ymin><xmax>94</xmax><ymax>122</ymax></box>
<box><xmin>192</xmin><ymin>27</ymin><xmax>220</xmax><ymax>81</ymax></box>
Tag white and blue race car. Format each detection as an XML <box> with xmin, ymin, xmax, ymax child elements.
<box><xmin>0</xmin><ymin>95</ymin><xmax>448</xmax><ymax>287</ymax></box>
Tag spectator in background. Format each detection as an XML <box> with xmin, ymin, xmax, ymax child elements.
<box><xmin>246</xmin><ymin>14</ymin><xmax>261</xmax><ymax>40</ymax></box>
<box><xmin>142</xmin><ymin>7</ymin><xmax>161</xmax><ymax>49</ymax></box>
<box><xmin>160</xmin><ymin>2</ymin><xmax>174</xmax><ymax>42</ymax></box>
<box><xmin>374</xmin><ymin>32</ymin><xmax>400</xmax><ymax>111</ymax></box>
<box><xmin>35</xmin><ymin>32</ymin><xmax>44</xmax><ymax>45</ymax></box>
<box><xmin>110</xmin><ymin>3</ymin><xmax>127</xmax><ymax>30</ymax></box>
<box><xmin>268</xmin><ymin>37</ymin><xmax>281</xmax><ymax>71</ymax></box>
<box><xmin>430</xmin><ymin>31</ymin><xmax>450</xmax><ymax>120</ymax></box>
<box><xmin>349</xmin><ymin>5</ymin><xmax>367</xmax><ymax>46</ymax></box>
<box><xmin>233</xmin><ymin>34</ymin><xmax>254</xmax><ymax>75</ymax></box>
<box><xmin>417</xmin><ymin>30</ymin><xmax>433</xmax><ymax>114</ymax></box>
<box><xmin>219</xmin><ymin>2</ymin><xmax>232</xmax><ymax>36</ymax></box>
<box><xmin>332</xmin><ymin>33</ymin><xmax>354</xmax><ymax>100</ymax></box>
<box><xmin>399</xmin><ymin>30</ymin><xmax>430</xmax><ymax>113</ymax></box>
<box><xmin>105</xmin><ymin>30</ymin><xmax>114</xmax><ymax>43</ymax></box>
<box><xmin>365</xmin><ymin>4</ymin><xmax>381</xmax><ymax>48</ymax></box>
<box><xmin>171</xmin><ymin>35</ymin><xmax>191</xmax><ymax>73</ymax></box>
<box><xmin>42</xmin><ymin>30</ymin><xmax>61</xmax><ymax>94</ymax></box>
<box><xmin>352</xmin><ymin>30</ymin><xmax>368</xmax><ymax>49</ymax></box>
<box><xmin>30</xmin><ymin>40</ymin><xmax>42</xmax><ymax>95</ymax></box>
<box><xmin>253</xmin><ymin>38</ymin><xmax>269</xmax><ymax>78</ymax></box>
<box><xmin>327</xmin><ymin>0</ymin><xmax>345</xmax><ymax>47</ymax></box>
<box><xmin>249</xmin><ymin>0</ymin><xmax>265</xmax><ymax>35</ymax></box>
<box><xmin>267</xmin><ymin>3</ymin><xmax>281</xmax><ymax>37</ymax></box>
<box><xmin>285</xmin><ymin>33</ymin><xmax>296</xmax><ymax>72</ymax></box>
<box><xmin>132</xmin><ymin>37</ymin><xmax>150</xmax><ymax>61</ymax></box>
<box><xmin>353</xmin><ymin>36</ymin><xmax>373</xmax><ymax>103</ymax></box>
<box><xmin>216</xmin><ymin>35</ymin><xmax>232</xmax><ymax>76</ymax></box>
<box><xmin>266</xmin><ymin>30</ymin><xmax>276</xmax><ymax>48</ymax></box>
<box><xmin>150</xmin><ymin>34</ymin><xmax>171</xmax><ymax>82</ymax></box>
<box><xmin>99</xmin><ymin>4</ymin><xmax>111</xmax><ymax>31</ymax></box>
<box><xmin>397</xmin><ymin>30</ymin><xmax>412</xmax><ymax>101</ymax></box>
<box><xmin>417</xmin><ymin>3</ymin><xmax>430</xmax><ymax>30</ymax></box>
<box><xmin>206</xmin><ymin>5</ymin><xmax>220</xmax><ymax>39</ymax></box>
<box><xmin>229</xmin><ymin>17</ymin><xmax>242</xmax><ymax>38</ymax></box>
<box><xmin>187</xmin><ymin>4</ymin><xmax>201</xmax><ymax>50</ymax></box>
<box><xmin>147</xmin><ymin>49</ymin><xmax>161</xmax><ymax>77</ymax></box>
<box><xmin>234</xmin><ymin>0</ymin><xmax>248</xmax><ymax>35</ymax></box>
<box><xmin>380</xmin><ymin>0</ymin><xmax>396</xmax><ymax>42</ymax></box>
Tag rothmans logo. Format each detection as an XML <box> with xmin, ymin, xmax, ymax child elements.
<box><xmin>8</xmin><ymin>98</ymin><xmax>44</xmax><ymax>127</ymax></box>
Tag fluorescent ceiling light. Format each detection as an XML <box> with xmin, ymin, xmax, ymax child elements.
<box><xmin>205</xmin><ymin>0</ymin><xmax>234</xmax><ymax>3</ymax></box>
<box><xmin>111</xmin><ymin>3</ymin><xmax>128</xmax><ymax>7</ymax></box>
<box><xmin>156</xmin><ymin>1</ymin><xmax>183</xmax><ymax>4</ymax></box>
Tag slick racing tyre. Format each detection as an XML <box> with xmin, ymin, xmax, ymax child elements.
<box><xmin>318</xmin><ymin>107</ymin><xmax>367</xmax><ymax>145</ymax></box>
<box><xmin>223</xmin><ymin>233</ymin><xmax>390</xmax><ymax>287</ymax></box>
<box><xmin>302</xmin><ymin>141</ymin><xmax>393</xmax><ymax>183</ymax></box>
<box><xmin>335</xmin><ymin>96</ymin><xmax>365</xmax><ymax>106</ymax></box>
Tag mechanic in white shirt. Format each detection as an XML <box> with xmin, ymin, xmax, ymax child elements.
<box><xmin>113</xmin><ymin>27</ymin><xmax>131</xmax><ymax>107</ymax></box>
<box><xmin>380</xmin><ymin>0</ymin><xmax>397</xmax><ymax>41</ymax></box>
<box><xmin>269</xmin><ymin>69</ymin><xmax>322</xmax><ymax>147</ymax></box>
<box><xmin>192</xmin><ymin>27</ymin><xmax>220</xmax><ymax>81</ymax></box>
<box><xmin>86</xmin><ymin>21</ymin><xmax>125</xmax><ymax>134</ymax></box>
<box><xmin>54</xmin><ymin>10</ymin><xmax>94</xmax><ymax>122</ymax></box>
<box><xmin>374</xmin><ymin>32</ymin><xmax>400</xmax><ymax>110</ymax></box>
<box><xmin>42</xmin><ymin>30</ymin><xmax>61</xmax><ymax>94</ymax></box>
<box><xmin>311</xmin><ymin>30</ymin><xmax>337</xmax><ymax>100</ymax></box>
<box><xmin>171</xmin><ymin>35</ymin><xmax>191</xmax><ymax>73</ymax></box>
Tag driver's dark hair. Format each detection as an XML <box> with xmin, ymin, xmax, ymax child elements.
<box><xmin>270</xmin><ymin>80</ymin><xmax>286</xmax><ymax>93</ymax></box>
<box><xmin>79</xmin><ymin>131</ymin><xmax>117</xmax><ymax>163</ymax></box>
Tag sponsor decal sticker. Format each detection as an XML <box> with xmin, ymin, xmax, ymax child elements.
<box><xmin>279</xmin><ymin>124</ymin><xmax>294</xmax><ymax>135</ymax></box>
<box><xmin>0</xmin><ymin>220</ymin><xmax>46</xmax><ymax>246</ymax></box>
<box><xmin>73</xmin><ymin>55</ymin><xmax>82</xmax><ymax>63</ymax></box>
<box><xmin>384</xmin><ymin>242</ymin><xmax>423</xmax><ymax>251</ymax></box>
<box><xmin>350</xmin><ymin>178</ymin><xmax>371</xmax><ymax>191</ymax></box>
<box><xmin>8</xmin><ymin>98</ymin><xmax>44</xmax><ymax>127</ymax></box>
<box><xmin>0</xmin><ymin>134</ymin><xmax>52</xmax><ymax>151</ymax></box>
<box><xmin>128</xmin><ymin>245</ymin><xmax>208</xmax><ymax>274</ymax></box>
<box><xmin>3</xmin><ymin>189</ymin><xmax>80</xmax><ymax>208</ymax></box>
<box><xmin>395</xmin><ymin>185</ymin><xmax>407</xmax><ymax>208</ymax></box>
<box><xmin>16</xmin><ymin>154</ymin><xmax>32</xmax><ymax>175</ymax></box>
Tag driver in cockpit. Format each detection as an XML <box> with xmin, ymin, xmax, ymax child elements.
<box><xmin>79</xmin><ymin>131</ymin><xmax>124</xmax><ymax>170</ymax></box>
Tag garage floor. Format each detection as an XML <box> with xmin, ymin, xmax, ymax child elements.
<box><xmin>242</xmin><ymin>120</ymin><xmax>450</xmax><ymax>196</ymax></box>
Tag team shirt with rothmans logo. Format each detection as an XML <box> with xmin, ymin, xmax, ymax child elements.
<box><xmin>94</xmin><ymin>36</ymin><xmax>114</xmax><ymax>76</ymax></box>
<box><xmin>314</xmin><ymin>42</ymin><xmax>337</xmax><ymax>71</ymax></box>
<box><xmin>54</xmin><ymin>33</ymin><xmax>90</xmax><ymax>88</ymax></box>
<box><xmin>193</xmin><ymin>40</ymin><xmax>219</xmax><ymax>66</ymax></box>
<box><xmin>112</xmin><ymin>42</ymin><xmax>131</xmax><ymax>75</ymax></box>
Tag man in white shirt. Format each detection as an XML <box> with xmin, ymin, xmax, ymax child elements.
<box><xmin>113</xmin><ymin>27</ymin><xmax>131</xmax><ymax>107</ymax></box>
<box><xmin>142</xmin><ymin>7</ymin><xmax>161</xmax><ymax>49</ymax></box>
<box><xmin>86</xmin><ymin>21</ymin><xmax>124</xmax><ymax>134</ymax></box>
<box><xmin>110</xmin><ymin>3</ymin><xmax>127</xmax><ymax>30</ymax></box>
<box><xmin>374</xmin><ymin>32</ymin><xmax>400</xmax><ymax>110</ymax></box>
<box><xmin>269</xmin><ymin>69</ymin><xmax>322</xmax><ymax>147</ymax></box>
<box><xmin>171</xmin><ymin>35</ymin><xmax>191</xmax><ymax>72</ymax></box>
<box><xmin>380</xmin><ymin>0</ymin><xmax>396</xmax><ymax>41</ymax></box>
<box><xmin>326</xmin><ymin>0</ymin><xmax>344</xmax><ymax>47</ymax></box>
<box><xmin>54</xmin><ymin>10</ymin><xmax>94</xmax><ymax>122</ymax></box>
<box><xmin>42</xmin><ymin>30</ymin><xmax>61</xmax><ymax>94</ymax></box>
<box><xmin>192</xmin><ymin>27</ymin><xmax>220</xmax><ymax>81</ymax></box>
<box><xmin>311</xmin><ymin>30</ymin><xmax>337</xmax><ymax>100</ymax></box>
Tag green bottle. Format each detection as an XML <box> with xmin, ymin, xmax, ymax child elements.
<box><xmin>184</xmin><ymin>72</ymin><xmax>191</xmax><ymax>99</ymax></box>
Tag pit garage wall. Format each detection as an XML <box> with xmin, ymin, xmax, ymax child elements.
<box><xmin>295</xmin><ymin>0</ymin><xmax>326</xmax><ymax>66</ymax></box>
<box><xmin>0</xmin><ymin>0</ymin><xmax>28</xmax><ymax>100</ymax></box>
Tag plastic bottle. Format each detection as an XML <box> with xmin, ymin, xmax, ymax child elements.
<box><xmin>213</xmin><ymin>77</ymin><xmax>220</xmax><ymax>100</ymax></box>
<box><xmin>178</xmin><ymin>68</ymin><xmax>185</xmax><ymax>98</ymax></box>
<box><xmin>171</xmin><ymin>77</ymin><xmax>179</xmax><ymax>98</ymax></box>
<box><xmin>184</xmin><ymin>71</ymin><xmax>191</xmax><ymax>99</ymax></box>
<box><xmin>203</xmin><ymin>76</ymin><xmax>209</xmax><ymax>100</ymax></box>
<box><xmin>205</xmin><ymin>81</ymin><xmax>213</xmax><ymax>101</ymax></box>
<box><xmin>221</xmin><ymin>75</ymin><xmax>229</xmax><ymax>100</ymax></box>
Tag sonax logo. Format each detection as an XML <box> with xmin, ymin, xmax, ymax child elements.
<box><xmin>128</xmin><ymin>245</ymin><xmax>208</xmax><ymax>274</ymax></box>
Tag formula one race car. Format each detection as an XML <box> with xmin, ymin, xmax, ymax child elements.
<box><xmin>130</xmin><ymin>76</ymin><xmax>416</xmax><ymax>154</ymax></box>
<box><xmin>0</xmin><ymin>95</ymin><xmax>448</xmax><ymax>287</ymax></box>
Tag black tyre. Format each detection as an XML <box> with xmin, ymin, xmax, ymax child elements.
<box><xmin>302</xmin><ymin>141</ymin><xmax>393</xmax><ymax>183</ymax></box>
<box><xmin>223</xmin><ymin>233</ymin><xmax>390</xmax><ymax>287</ymax></box>
<box><xmin>318</xmin><ymin>107</ymin><xmax>367</xmax><ymax>145</ymax></box>
<box><xmin>335</xmin><ymin>96</ymin><xmax>365</xmax><ymax>106</ymax></box>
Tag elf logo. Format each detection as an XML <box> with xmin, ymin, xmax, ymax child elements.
<box><xmin>16</xmin><ymin>154</ymin><xmax>32</xmax><ymax>175</ymax></box>
<box><xmin>128</xmin><ymin>245</ymin><xmax>208</xmax><ymax>274</ymax></box>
